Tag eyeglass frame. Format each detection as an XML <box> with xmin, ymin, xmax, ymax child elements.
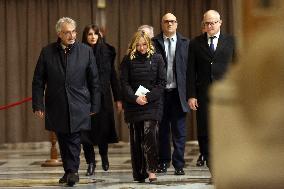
<box><xmin>61</xmin><ymin>30</ymin><xmax>77</xmax><ymax>36</ymax></box>
<box><xmin>203</xmin><ymin>20</ymin><xmax>220</xmax><ymax>26</ymax></box>
<box><xmin>163</xmin><ymin>19</ymin><xmax>178</xmax><ymax>24</ymax></box>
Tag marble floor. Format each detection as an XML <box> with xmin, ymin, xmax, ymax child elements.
<box><xmin>0</xmin><ymin>141</ymin><xmax>213</xmax><ymax>188</ymax></box>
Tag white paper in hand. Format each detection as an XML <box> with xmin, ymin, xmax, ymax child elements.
<box><xmin>135</xmin><ymin>85</ymin><xmax>150</xmax><ymax>96</ymax></box>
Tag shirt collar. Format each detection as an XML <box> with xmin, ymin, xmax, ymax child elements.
<box><xmin>207</xmin><ymin>30</ymin><xmax>220</xmax><ymax>39</ymax></box>
<box><xmin>163</xmin><ymin>33</ymin><xmax>177</xmax><ymax>42</ymax></box>
<box><xmin>61</xmin><ymin>43</ymin><xmax>67</xmax><ymax>49</ymax></box>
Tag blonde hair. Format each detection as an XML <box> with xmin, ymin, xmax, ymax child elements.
<box><xmin>127</xmin><ymin>31</ymin><xmax>155</xmax><ymax>60</ymax></box>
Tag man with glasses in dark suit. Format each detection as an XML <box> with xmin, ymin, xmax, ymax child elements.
<box><xmin>152</xmin><ymin>13</ymin><xmax>190</xmax><ymax>176</ymax></box>
<box><xmin>187</xmin><ymin>10</ymin><xmax>235</xmax><ymax>170</ymax></box>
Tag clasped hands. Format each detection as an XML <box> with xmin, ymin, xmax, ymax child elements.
<box><xmin>136</xmin><ymin>95</ymin><xmax>148</xmax><ymax>105</ymax></box>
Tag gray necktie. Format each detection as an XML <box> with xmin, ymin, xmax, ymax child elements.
<box><xmin>167</xmin><ymin>38</ymin><xmax>174</xmax><ymax>86</ymax></box>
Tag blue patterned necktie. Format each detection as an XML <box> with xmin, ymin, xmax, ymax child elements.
<box><xmin>209</xmin><ymin>36</ymin><xmax>216</xmax><ymax>53</ymax></box>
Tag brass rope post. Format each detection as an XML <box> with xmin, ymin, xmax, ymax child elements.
<box><xmin>41</xmin><ymin>131</ymin><xmax>62</xmax><ymax>167</ymax></box>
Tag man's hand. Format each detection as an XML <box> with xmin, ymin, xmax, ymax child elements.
<box><xmin>188</xmin><ymin>98</ymin><xmax>198</xmax><ymax>110</ymax></box>
<box><xmin>90</xmin><ymin>112</ymin><xmax>96</xmax><ymax>116</ymax></box>
<box><xmin>34</xmin><ymin>110</ymin><xmax>44</xmax><ymax>119</ymax></box>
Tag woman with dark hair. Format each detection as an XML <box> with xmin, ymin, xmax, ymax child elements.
<box><xmin>120</xmin><ymin>31</ymin><xmax>166</xmax><ymax>182</ymax></box>
<box><xmin>81</xmin><ymin>24</ymin><xmax>122</xmax><ymax>176</ymax></box>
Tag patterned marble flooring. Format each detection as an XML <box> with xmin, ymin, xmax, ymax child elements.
<box><xmin>0</xmin><ymin>141</ymin><xmax>214</xmax><ymax>188</ymax></box>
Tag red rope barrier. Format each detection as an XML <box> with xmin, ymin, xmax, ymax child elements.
<box><xmin>0</xmin><ymin>97</ymin><xmax>32</xmax><ymax>110</ymax></box>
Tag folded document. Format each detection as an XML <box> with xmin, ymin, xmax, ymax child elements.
<box><xmin>135</xmin><ymin>85</ymin><xmax>150</xmax><ymax>96</ymax></box>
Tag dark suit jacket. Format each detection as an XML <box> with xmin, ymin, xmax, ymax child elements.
<box><xmin>187</xmin><ymin>32</ymin><xmax>235</xmax><ymax>99</ymax></box>
<box><xmin>152</xmin><ymin>32</ymin><xmax>190</xmax><ymax>112</ymax></box>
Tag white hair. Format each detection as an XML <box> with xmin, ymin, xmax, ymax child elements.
<box><xmin>137</xmin><ymin>25</ymin><xmax>154</xmax><ymax>38</ymax></box>
<box><xmin>203</xmin><ymin>10</ymin><xmax>221</xmax><ymax>20</ymax></box>
<box><xmin>55</xmin><ymin>17</ymin><xmax>76</xmax><ymax>33</ymax></box>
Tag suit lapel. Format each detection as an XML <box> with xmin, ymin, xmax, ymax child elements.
<box><xmin>200</xmin><ymin>33</ymin><xmax>227</xmax><ymax>57</ymax></box>
<box><xmin>157</xmin><ymin>36</ymin><xmax>165</xmax><ymax>53</ymax></box>
<box><xmin>155</xmin><ymin>34</ymin><xmax>167</xmax><ymax>66</ymax></box>
<box><xmin>175</xmin><ymin>34</ymin><xmax>182</xmax><ymax>64</ymax></box>
<box><xmin>200</xmin><ymin>34</ymin><xmax>213</xmax><ymax>57</ymax></box>
<box><xmin>214</xmin><ymin>34</ymin><xmax>226</xmax><ymax>56</ymax></box>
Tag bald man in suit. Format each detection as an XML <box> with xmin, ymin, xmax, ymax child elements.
<box><xmin>153</xmin><ymin>13</ymin><xmax>190</xmax><ymax>175</ymax></box>
<box><xmin>187</xmin><ymin>10</ymin><xmax>235</xmax><ymax>170</ymax></box>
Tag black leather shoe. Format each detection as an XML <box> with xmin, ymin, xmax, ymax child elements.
<box><xmin>67</xmin><ymin>172</ymin><xmax>79</xmax><ymax>187</ymax></box>
<box><xmin>86</xmin><ymin>163</ymin><xmax>95</xmax><ymax>176</ymax></box>
<box><xmin>101</xmin><ymin>155</ymin><xmax>109</xmax><ymax>171</ymax></box>
<box><xmin>206</xmin><ymin>159</ymin><xmax>210</xmax><ymax>169</ymax></box>
<box><xmin>134</xmin><ymin>172</ymin><xmax>148</xmax><ymax>183</ymax></box>
<box><xmin>174</xmin><ymin>168</ymin><xmax>185</xmax><ymax>175</ymax></box>
<box><xmin>156</xmin><ymin>163</ymin><xmax>168</xmax><ymax>173</ymax></box>
<box><xmin>196</xmin><ymin>154</ymin><xmax>205</xmax><ymax>167</ymax></box>
<box><xmin>58</xmin><ymin>173</ymin><xmax>67</xmax><ymax>184</ymax></box>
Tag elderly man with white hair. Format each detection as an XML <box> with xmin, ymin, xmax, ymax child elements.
<box><xmin>32</xmin><ymin>17</ymin><xmax>100</xmax><ymax>186</ymax></box>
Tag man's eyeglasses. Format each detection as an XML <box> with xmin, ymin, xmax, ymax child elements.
<box><xmin>61</xmin><ymin>30</ymin><xmax>77</xmax><ymax>36</ymax></box>
<box><xmin>163</xmin><ymin>20</ymin><xmax>177</xmax><ymax>24</ymax></box>
<box><xmin>203</xmin><ymin>21</ymin><xmax>219</xmax><ymax>26</ymax></box>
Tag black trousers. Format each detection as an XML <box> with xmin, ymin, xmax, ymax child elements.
<box><xmin>129</xmin><ymin>121</ymin><xmax>159</xmax><ymax>180</ymax></box>
<box><xmin>196</xmin><ymin>92</ymin><xmax>210</xmax><ymax>162</ymax></box>
<box><xmin>56</xmin><ymin>131</ymin><xmax>81</xmax><ymax>173</ymax></box>
<box><xmin>82</xmin><ymin>143</ymin><xmax>108</xmax><ymax>164</ymax></box>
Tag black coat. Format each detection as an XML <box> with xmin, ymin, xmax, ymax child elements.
<box><xmin>186</xmin><ymin>32</ymin><xmax>235</xmax><ymax>136</ymax></box>
<box><xmin>83</xmin><ymin>43</ymin><xmax>121</xmax><ymax>144</ymax></box>
<box><xmin>95</xmin><ymin>43</ymin><xmax>121</xmax><ymax>108</ymax></box>
<box><xmin>152</xmin><ymin>32</ymin><xmax>190</xmax><ymax>112</ymax></box>
<box><xmin>187</xmin><ymin>33</ymin><xmax>235</xmax><ymax>99</ymax></box>
<box><xmin>32</xmin><ymin>41</ymin><xmax>101</xmax><ymax>134</ymax></box>
<box><xmin>120</xmin><ymin>53</ymin><xmax>166</xmax><ymax>123</ymax></box>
